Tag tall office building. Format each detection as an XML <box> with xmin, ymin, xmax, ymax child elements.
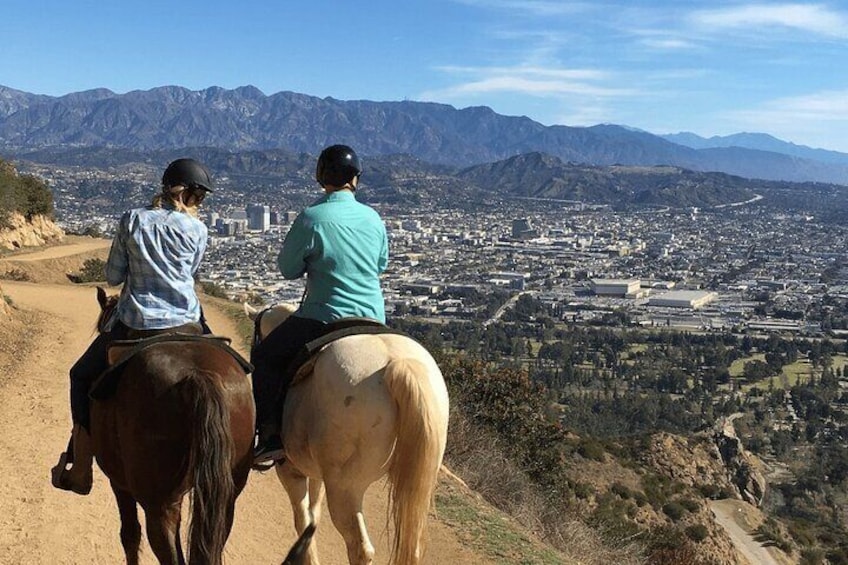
<box><xmin>247</xmin><ymin>204</ymin><xmax>270</xmax><ymax>232</ymax></box>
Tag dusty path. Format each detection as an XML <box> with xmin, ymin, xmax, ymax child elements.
<box><xmin>0</xmin><ymin>264</ymin><xmax>479</xmax><ymax>563</ymax></box>
<box><xmin>1</xmin><ymin>238</ymin><xmax>111</xmax><ymax>262</ymax></box>
<box><xmin>710</xmin><ymin>500</ymin><xmax>782</xmax><ymax>565</ymax></box>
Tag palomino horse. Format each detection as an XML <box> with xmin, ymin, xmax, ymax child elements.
<box><xmin>246</xmin><ymin>304</ymin><xmax>450</xmax><ymax>565</ymax></box>
<box><xmin>88</xmin><ymin>289</ymin><xmax>255</xmax><ymax>564</ymax></box>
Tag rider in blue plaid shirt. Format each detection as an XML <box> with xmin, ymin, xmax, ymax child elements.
<box><xmin>53</xmin><ymin>158</ymin><xmax>214</xmax><ymax>495</ymax></box>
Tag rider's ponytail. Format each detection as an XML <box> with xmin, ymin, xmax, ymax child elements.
<box><xmin>151</xmin><ymin>186</ymin><xmax>200</xmax><ymax>217</ymax></box>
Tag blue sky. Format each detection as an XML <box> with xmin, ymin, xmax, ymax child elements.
<box><xmin>4</xmin><ymin>1</ymin><xmax>848</xmax><ymax>151</ymax></box>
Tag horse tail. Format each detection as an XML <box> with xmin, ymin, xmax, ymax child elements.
<box><xmin>185</xmin><ymin>370</ymin><xmax>235</xmax><ymax>565</ymax></box>
<box><xmin>384</xmin><ymin>358</ymin><xmax>446</xmax><ymax>565</ymax></box>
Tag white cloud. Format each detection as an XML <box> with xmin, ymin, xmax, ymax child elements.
<box><xmin>437</xmin><ymin>65</ymin><xmax>609</xmax><ymax>81</ymax></box>
<box><xmin>639</xmin><ymin>38</ymin><xmax>698</xmax><ymax>50</ymax></box>
<box><xmin>422</xmin><ymin>65</ymin><xmax>636</xmax><ymax>100</ymax></box>
<box><xmin>690</xmin><ymin>3</ymin><xmax>848</xmax><ymax>37</ymax></box>
<box><xmin>731</xmin><ymin>90</ymin><xmax>848</xmax><ymax>122</ymax></box>
<box><xmin>721</xmin><ymin>89</ymin><xmax>848</xmax><ymax>150</ymax></box>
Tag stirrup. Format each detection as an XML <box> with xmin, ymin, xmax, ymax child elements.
<box><xmin>251</xmin><ymin>445</ymin><xmax>286</xmax><ymax>471</ymax></box>
<box><xmin>50</xmin><ymin>452</ymin><xmax>92</xmax><ymax>495</ymax></box>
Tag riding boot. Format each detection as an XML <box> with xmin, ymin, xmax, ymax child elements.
<box><xmin>51</xmin><ymin>424</ymin><xmax>93</xmax><ymax>495</ymax></box>
<box><xmin>253</xmin><ymin>423</ymin><xmax>285</xmax><ymax>465</ymax></box>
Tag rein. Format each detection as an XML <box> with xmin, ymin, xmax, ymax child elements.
<box><xmin>252</xmin><ymin>306</ymin><xmax>273</xmax><ymax>349</ymax></box>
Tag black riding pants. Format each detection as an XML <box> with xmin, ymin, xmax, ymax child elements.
<box><xmin>69</xmin><ymin>320</ymin><xmax>207</xmax><ymax>430</ymax></box>
<box><xmin>251</xmin><ymin>315</ymin><xmax>327</xmax><ymax>433</ymax></box>
<box><xmin>69</xmin><ymin>322</ymin><xmax>130</xmax><ymax>430</ymax></box>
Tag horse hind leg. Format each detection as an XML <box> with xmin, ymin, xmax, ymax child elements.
<box><xmin>325</xmin><ymin>481</ymin><xmax>374</xmax><ymax>565</ymax></box>
<box><xmin>111</xmin><ymin>485</ymin><xmax>141</xmax><ymax>565</ymax></box>
<box><xmin>144</xmin><ymin>500</ymin><xmax>185</xmax><ymax>565</ymax></box>
<box><xmin>277</xmin><ymin>464</ymin><xmax>323</xmax><ymax>565</ymax></box>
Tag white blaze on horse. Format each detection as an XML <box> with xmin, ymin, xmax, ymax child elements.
<box><xmin>245</xmin><ymin>303</ymin><xmax>450</xmax><ymax>565</ymax></box>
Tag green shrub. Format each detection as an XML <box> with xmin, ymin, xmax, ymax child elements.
<box><xmin>679</xmin><ymin>498</ymin><xmax>700</xmax><ymax>513</ymax></box>
<box><xmin>573</xmin><ymin>481</ymin><xmax>595</xmax><ymax>499</ymax></box>
<box><xmin>0</xmin><ymin>159</ymin><xmax>54</xmax><ymax>227</ymax></box>
<box><xmin>801</xmin><ymin>548</ymin><xmax>826</xmax><ymax>565</ymax></box>
<box><xmin>642</xmin><ymin>474</ymin><xmax>671</xmax><ymax>508</ymax></box>
<box><xmin>70</xmin><ymin>258</ymin><xmax>106</xmax><ymax>283</ymax></box>
<box><xmin>199</xmin><ymin>280</ymin><xmax>229</xmax><ymax>299</ymax></box>
<box><xmin>662</xmin><ymin>501</ymin><xmax>686</xmax><ymax>521</ymax></box>
<box><xmin>577</xmin><ymin>437</ymin><xmax>606</xmax><ymax>461</ymax></box>
<box><xmin>684</xmin><ymin>524</ymin><xmax>709</xmax><ymax>542</ymax></box>
<box><xmin>610</xmin><ymin>482</ymin><xmax>632</xmax><ymax>499</ymax></box>
<box><xmin>698</xmin><ymin>484</ymin><xmax>721</xmax><ymax>499</ymax></box>
<box><xmin>755</xmin><ymin>517</ymin><xmax>793</xmax><ymax>553</ymax></box>
<box><xmin>1</xmin><ymin>269</ymin><xmax>32</xmax><ymax>282</ymax></box>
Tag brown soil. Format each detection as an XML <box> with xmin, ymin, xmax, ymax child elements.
<box><xmin>0</xmin><ymin>239</ymin><xmax>484</xmax><ymax>564</ymax></box>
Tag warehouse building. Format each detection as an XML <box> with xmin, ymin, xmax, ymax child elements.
<box><xmin>591</xmin><ymin>278</ymin><xmax>641</xmax><ymax>297</ymax></box>
<box><xmin>649</xmin><ymin>290</ymin><xmax>718</xmax><ymax>309</ymax></box>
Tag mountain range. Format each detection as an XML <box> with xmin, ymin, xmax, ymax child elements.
<box><xmin>2</xmin><ymin>84</ymin><xmax>848</xmax><ymax>186</ymax></box>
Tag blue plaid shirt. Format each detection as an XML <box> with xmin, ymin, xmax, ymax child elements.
<box><xmin>104</xmin><ymin>205</ymin><xmax>208</xmax><ymax>330</ymax></box>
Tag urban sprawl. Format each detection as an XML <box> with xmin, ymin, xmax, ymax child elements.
<box><xmin>47</xmin><ymin>167</ymin><xmax>847</xmax><ymax>337</ymax></box>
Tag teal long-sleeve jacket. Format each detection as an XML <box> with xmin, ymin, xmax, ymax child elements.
<box><xmin>278</xmin><ymin>190</ymin><xmax>389</xmax><ymax>323</ymax></box>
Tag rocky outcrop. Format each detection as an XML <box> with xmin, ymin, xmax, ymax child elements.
<box><xmin>643</xmin><ymin>432</ymin><xmax>738</xmax><ymax>492</ymax></box>
<box><xmin>0</xmin><ymin>213</ymin><xmax>64</xmax><ymax>250</ymax></box>
<box><xmin>715</xmin><ymin>416</ymin><xmax>768</xmax><ymax>507</ymax></box>
<box><xmin>642</xmin><ymin>426</ymin><xmax>767</xmax><ymax>509</ymax></box>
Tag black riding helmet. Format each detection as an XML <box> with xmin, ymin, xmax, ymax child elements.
<box><xmin>316</xmin><ymin>145</ymin><xmax>362</xmax><ymax>188</ymax></box>
<box><xmin>162</xmin><ymin>158</ymin><xmax>214</xmax><ymax>192</ymax></box>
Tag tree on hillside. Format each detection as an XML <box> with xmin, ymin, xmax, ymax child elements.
<box><xmin>0</xmin><ymin>158</ymin><xmax>55</xmax><ymax>228</ymax></box>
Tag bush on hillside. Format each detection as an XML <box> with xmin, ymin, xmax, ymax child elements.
<box><xmin>646</xmin><ymin>526</ymin><xmax>700</xmax><ymax>565</ymax></box>
<box><xmin>684</xmin><ymin>524</ymin><xmax>709</xmax><ymax>542</ymax></box>
<box><xmin>69</xmin><ymin>258</ymin><xmax>106</xmax><ymax>283</ymax></box>
<box><xmin>1</xmin><ymin>269</ymin><xmax>32</xmax><ymax>282</ymax></box>
<box><xmin>199</xmin><ymin>281</ymin><xmax>229</xmax><ymax>299</ymax></box>
<box><xmin>0</xmin><ymin>158</ymin><xmax>54</xmax><ymax>228</ymax></box>
<box><xmin>662</xmin><ymin>501</ymin><xmax>687</xmax><ymax>521</ymax></box>
<box><xmin>442</xmin><ymin>357</ymin><xmax>567</xmax><ymax>489</ymax></box>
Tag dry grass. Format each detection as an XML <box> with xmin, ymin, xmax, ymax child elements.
<box><xmin>445</xmin><ymin>408</ymin><xmax>645</xmax><ymax>565</ymax></box>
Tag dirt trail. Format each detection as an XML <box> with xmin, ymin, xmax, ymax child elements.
<box><xmin>710</xmin><ymin>500</ymin><xmax>784</xmax><ymax>565</ymax></box>
<box><xmin>0</xmin><ymin>242</ymin><xmax>480</xmax><ymax>564</ymax></box>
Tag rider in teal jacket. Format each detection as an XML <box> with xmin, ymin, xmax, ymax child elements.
<box><xmin>252</xmin><ymin>145</ymin><xmax>388</xmax><ymax>464</ymax></box>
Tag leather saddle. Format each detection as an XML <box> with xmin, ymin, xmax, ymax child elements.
<box><xmin>285</xmin><ymin>318</ymin><xmax>405</xmax><ymax>385</ymax></box>
<box><xmin>89</xmin><ymin>333</ymin><xmax>254</xmax><ymax>400</ymax></box>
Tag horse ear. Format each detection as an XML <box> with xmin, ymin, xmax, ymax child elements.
<box><xmin>244</xmin><ymin>302</ymin><xmax>259</xmax><ymax>320</ymax></box>
<box><xmin>97</xmin><ymin>287</ymin><xmax>108</xmax><ymax>310</ymax></box>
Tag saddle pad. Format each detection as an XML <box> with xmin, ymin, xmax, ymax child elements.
<box><xmin>89</xmin><ymin>334</ymin><xmax>253</xmax><ymax>401</ymax></box>
<box><xmin>288</xmin><ymin>321</ymin><xmax>407</xmax><ymax>384</ymax></box>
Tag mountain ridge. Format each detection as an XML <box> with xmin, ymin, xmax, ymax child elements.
<box><xmin>2</xmin><ymin>84</ymin><xmax>848</xmax><ymax>186</ymax></box>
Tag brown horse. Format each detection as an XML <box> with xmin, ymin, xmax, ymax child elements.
<box><xmin>89</xmin><ymin>288</ymin><xmax>255</xmax><ymax>565</ymax></box>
